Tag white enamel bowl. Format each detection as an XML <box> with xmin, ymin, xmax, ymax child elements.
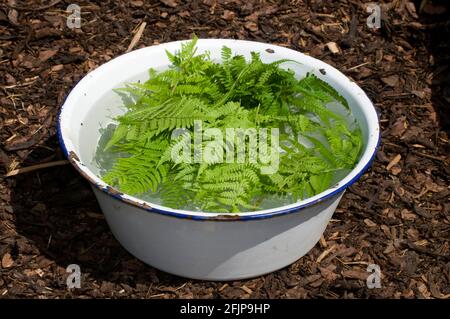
<box><xmin>58</xmin><ymin>39</ymin><xmax>379</xmax><ymax>280</ymax></box>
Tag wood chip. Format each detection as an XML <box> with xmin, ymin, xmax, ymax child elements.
<box><xmin>382</xmin><ymin>75</ymin><xmax>399</xmax><ymax>87</ymax></box>
<box><xmin>309</xmin><ymin>278</ymin><xmax>324</xmax><ymax>287</ymax></box>
<box><xmin>319</xmin><ymin>266</ymin><xmax>338</xmax><ymax>281</ymax></box>
<box><xmin>390</xmin><ymin>117</ymin><xmax>407</xmax><ymax>136</ymax></box>
<box><xmin>38</xmin><ymin>49</ymin><xmax>58</xmax><ymax>62</ymax></box>
<box><xmin>406</xmin><ymin>1</ymin><xmax>419</xmax><ymax>18</ymax></box>
<box><xmin>85</xmin><ymin>212</ymin><xmax>105</xmax><ymax>219</ymax></box>
<box><xmin>391</xmin><ymin>165</ymin><xmax>402</xmax><ymax>175</ymax></box>
<box><xmin>240</xmin><ymin>285</ymin><xmax>253</xmax><ymax>294</ymax></box>
<box><xmin>5</xmin><ymin>160</ymin><xmax>69</xmax><ymax>177</ymax></box>
<box><xmin>4</xmin><ymin>134</ymin><xmax>41</xmax><ymax>151</ymax></box>
<box><xmin>51</xmin><ymin>64</ymin><xmax>64</xmax><ymax>72</ymax></box>
<box><xmin>7</xmin><ymin>8</ymin><xmax>19</xmax><ymax>26</ymax></box>
<box><xmin>130</xmin><ymin>0</ymin><xmax>144</xmax><ymax>7</ymax></box>
<box><xmin>319</xmin><ymin>235</ymin><xmax>327</xmax><ymax>248</ymax></box>
<box><xmin>341</xmin><ymin>269</ymin><xmax>368</xmax><ymax>281</ymax></box>
<box><xmin>328</xmin><ymin>231</ymin><xmax>340</xmax><ymax>240</ymax></box>
<box><xmin>0</xmin><ymin>148</ymin><xmax>10</xmax><ymax>169</ymax></box>
<box><xmin>126</xmin><ymin>21</ymin><xmax>147</xmax><ymax>53</ymax></box>
<box><xmin>381</xmin><ymin>224</ymin><xmax>391</xmax><ymax>237</ymax></box>
<box><xmin>326</xmin><ymin>42</ymin><xmax>340</xmax><ymax>54</ymax></box>
<box><xmin>414</xmin><ymin>239</ymin><xmax>428</xmax><ymax>246</ymax></box>
<box><xmin>221</xmin><ymin>10</ymin><xmax>235</xmax><ymax>21</ymax></box>
<box><xmin>218</xmin><ymin>283</ymin><xmax>228</xmax><ymax>292</ymax></box>
<box><xmin>364</xmin><ymin>218</ymin><xmax>377</xmax><ymax>227</ymax></box>
<box><xmin>317</xmin><ymin>245</ymin><xmax>336</xmax><ymax>263</ymax></box>
<box><xmin>383</xmin><ymin>242</ymin><xmax>395</xmax><ymax>254</ymax></box>
<box><xmin>244</xmin><ymin>21</ymin><xmax>258</xmax><ymax>32</ymax></box>
<box><xmin>1</xmin><ymin>253</ymin><xmax>14</xmax><ymax>268</ymax></box>
<box><xmin>386</xmin><ymin>154</ymin><xmax>401</xmax><ymax>171</ymax></box>
<box><xmin>160</xmin><ymin>0</ymin><xmax>178</xmax><ymax>8</ymax></box>
<box><xmin>417</xmin><ymin>281</ymin><xmax>431</xmax><ymax>298</ymax></box>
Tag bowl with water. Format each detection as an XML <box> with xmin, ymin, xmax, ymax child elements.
<box><xmin>58</xmin><ymin>39</ymin><xmax>379</xmax><ymax>280</ymax></box>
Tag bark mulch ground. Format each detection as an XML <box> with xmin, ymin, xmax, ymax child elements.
<box><xmin>0</xmin><ymin>0</ymin><xmax>449</xmax><ymax>299</ymax></box>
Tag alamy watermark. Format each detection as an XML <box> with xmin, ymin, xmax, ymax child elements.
<box><xmin>66</xmin><ymin>264</ymin><xmax>81</xmax><ymax>289</ymax></box>
<box><xmin>66</xmin><ymin>4</ymin><xmax>81</xmax><ymax>30</ymax></box>
<box><xmin>366</xmin><ymin>3</ymin><xmax>381</xmax><ymax>29</ymax></box>
<box><xmin>366</xmin><ymin>263</ymin><xmax>382</xmax><ymax>289</ymax></box>
<box><xmin>171</xmin><ymin>120</ymin><xmax>280</xmax><ymax>174</ymax></box>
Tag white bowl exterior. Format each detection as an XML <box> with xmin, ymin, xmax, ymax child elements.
<box><xmin>58</xmin><ymin>39</ymin><xmax>379</xmax><ymax>280</ymax></box>
<box><xmin>93</xmin><ymin>187</ymin><xmax>343</xmax><ymax>280</ymax></box>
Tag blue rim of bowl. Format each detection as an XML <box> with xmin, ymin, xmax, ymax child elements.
<box><xmin>56</xmin><ymin>41</ymin><xmax>381</xmax><ymax>221</ymax></box>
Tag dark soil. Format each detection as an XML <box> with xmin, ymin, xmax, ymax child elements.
<box><xmin>0</xmin><ymin>0</ymin><xmax>449</xmax><ymax>299</ymax></box>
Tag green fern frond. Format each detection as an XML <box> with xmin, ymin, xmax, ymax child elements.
<box><xmin>298</xmin><ymin>73</ymin><xmax>349</xmax><ymax>110</ymax></box>
<box><xmin>98</xmin><ymin>37</ymin><xmax>363</xmax><ymax>213</ymax></box>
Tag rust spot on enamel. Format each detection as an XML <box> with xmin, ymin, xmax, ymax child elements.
<box><xmin>213</xmin><ymin>214</ymin><xmax>243</xmax><ymax>221</ymax></box>
<box><xmin>120</xmin><ymin>196</ymin><xmax>153</xmax><ymax>210</ymax></box>
<box><xmin>141</xmin><ymin>202</ymin><xmax>152</xmax><ymax>210</ymax></box>
<box><xmin>118</xmin><ymin>196</ymin><xmax>152</xmax><ymax>210</ymax></box>
<box><xmin>120</xmin><ymin>197</ymin><xmax>131</xmax><ymax>203</ymax></box>
<box><xmin>66</xmin><ymin>150</ymin><xmax>98</xmax><ymax>184</ymax></box>
<box><xmin>120</xmin><ymin>196</ymin><xmax>137</xmax><ymax>206</ymax></box>
<box><xmin>105</xmin><ymin>185</ymin><xmax>124</xmax><ymax>197</ymax></box>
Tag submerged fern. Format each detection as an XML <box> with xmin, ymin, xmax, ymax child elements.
<box><xmin>99</xmin><ymin>36</ymin><xmax>363</xmax><ymax>212</ymax></box>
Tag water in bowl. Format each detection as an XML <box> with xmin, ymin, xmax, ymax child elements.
<box><xmin>91</xmin><ymin>99</ymin><xmax>358</xmax><ymax>212</ymax></box>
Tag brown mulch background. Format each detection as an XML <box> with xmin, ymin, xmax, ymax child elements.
<box><xmin>0</xmin><ymin>0</ymin><xmax>449</xmax><ymax>299</ymax></box>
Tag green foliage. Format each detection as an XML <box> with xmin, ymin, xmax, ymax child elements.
<box><xmin>101</xmin><ymin>36</ymin><xmax>363</xmax><ymax>212</ymax></box>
